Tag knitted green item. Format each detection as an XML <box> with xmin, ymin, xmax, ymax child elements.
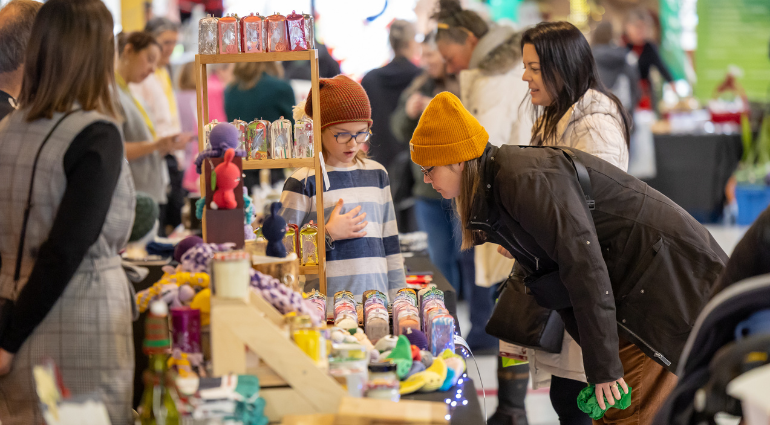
<box><xmin>130</xmin><ymin>192</ymin><xmax>159</xmax><ymax>242</ymax></box>
<box><xmin>577</xmin><ymin>385</ymin><xmax>633</xmax><ymax>420</ymax></box>
<box><xmin>385</xmin><ymin>335</ymin><xmax>414</xmax><ymax>379</ymax></box>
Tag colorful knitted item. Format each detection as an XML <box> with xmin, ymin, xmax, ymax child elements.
<box><xmin>180</xmin><ymin>242</ymin><xmax>235</xmax><ymax>273</ymax></box>
<box><xmin>385</xmin><ymin>335</ymin><xmax>413</xmax><ymax>379</ymax></box>
<box><xmin>174</xmin><ymin>236</ymin><xmax>204</xmax><ymax>262</ymax></box>
<box><xmin>404</xmin><ymin>328</ymin><xmax>429</xmax><ymax>351</ymax></box>
<box><xmin>135</xmin><ymin>270</ymin><xmax>211</xmax><ymax>313</ymax></box>
<box><xmin>304</xmin><ymin>75</ymin><xmax>372</xmax><ymax>130</ymax></box>
<box><xmin>439</xmin><ymin>349</ymin><xmax>466</xmax><ymax>392</ymax></box>
<box><xmin>577</xmin><ymin>385</ymin><xmax>633</xmax><ymax>420</ymax></box>
<box><xmin>409</xmin><ymin>92</ymin><xmax>489</xmax><ymax>167</ymax></box>
<box><xmin>249</xmin><ymin>269</ymin><xmax>323</xmax><ymax>325</ymax></box>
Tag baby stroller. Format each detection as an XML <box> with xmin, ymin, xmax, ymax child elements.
<box><xmin>653</xmin><ymin>273</ymin><xmax>770</xmax><ymax>425</ymax></box>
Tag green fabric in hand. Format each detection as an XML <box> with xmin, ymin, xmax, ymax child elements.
<box><xmin>577</xmin><ymin>384</ymin><xmax>632</xmax><ymax>420</ymax></box>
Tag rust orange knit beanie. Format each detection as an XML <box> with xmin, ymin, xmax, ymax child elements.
<box><xmin>409</xmin><ymin>92</ymin><xmax>489</xmax><ymax>167</ymax></box>
<box><xmin>305</xmin><ymin>75</ymin><xmax>373</xmax><ymax>130</ymax></box>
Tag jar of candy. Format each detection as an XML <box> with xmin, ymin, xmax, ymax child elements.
<box><xmin>290</xmin><ymin>315</ymin><xmax>322</xmax><ymax>364</ymax></box>
<box><xmin>366</xmin><ymin>363</ymin><xmax>400</xmax><ymax>402</ymax></box>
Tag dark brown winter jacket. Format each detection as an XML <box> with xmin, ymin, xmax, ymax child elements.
<box><xmin>468</xmin><ymin>143</ymin><xmax>728</xmax><ymax>383</ymax></box>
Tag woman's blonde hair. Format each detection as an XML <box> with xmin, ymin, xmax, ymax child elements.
<box><xmin>232</xmin><ymin>62</ymin><xmax>283</xmax><ymax>91</ymax></box>
<box><xmin>177</xmin><ymin>61</ymin><xmax>197</xmax><ymax>91</ymax></box>
<box><xmin>455</xmin><ymin>157</ymin><xmax>482</xmax><ymax>250</ymax></box>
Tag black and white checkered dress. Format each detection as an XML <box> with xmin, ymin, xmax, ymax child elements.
<box><xmin>0</xmin><ymin>109</ymin><xmax>136</xmax><ymax>425</ymax></box>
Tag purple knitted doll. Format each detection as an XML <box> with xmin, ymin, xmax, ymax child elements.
<box><xmin>194</xmin><ymin>122</ymin><xmax>247</xmax><ymax>174</ymax></box>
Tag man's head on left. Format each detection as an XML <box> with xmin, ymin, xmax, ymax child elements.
<box><xmin>0</xmin><ymin>0</ymin><xmax>43</xmax><ymax>75</ymax></box>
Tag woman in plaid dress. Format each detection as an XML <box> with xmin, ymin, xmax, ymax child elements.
<box><xmin>0</xmin><ymin>0</ymin><xmax>136</xmax><ymax>423</ymax></box>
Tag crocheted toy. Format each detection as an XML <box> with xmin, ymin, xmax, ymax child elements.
<box><xmin>577</xmin><ymin>384</ymin><xmax>633</xmax><ymax>420</ymax></box>
<box><xmin>136</xmin><ymin>266</ymin><xmax>211</xmax><ymax>312</ymax></box>
<box><xmin>249</xmin><ymin>269</ymin><xmax>323</xmax><ymax>325</ymax></box>
<box><xmin>243</xmin><ymin>187</ymin><xmax>256</xmax><ymax>241</ymax></box>
<box><xmin>352</xmin><ymin>328</ymin><xmax>375</xmax><ymax>352</ymax></box>
<box><xmin>399</xmin><ymin>356</ymin><xmax>447</xmax><ymax>395</ymax></box>
<box><xmin>174</xmin><ymin>236</ymin><xmax>204</xmax><ymax>263</ymax></box>
<box><xmin>384</xmin><ymin>335</ymin><xmax>413</xmax><ymax>379</ymax></box>
<box><xmin>167</xmin><ymin>350</ymin><xmax>204</xmax><ymax>379</ymax></box>
<box><xmin>262</xmin><ymin>202</ymin><xmax>287</xmax><ymax>258</ymax></box>
<box><xmin>211</xmin><ymin>148</ymin><xmax>240</xmax><ymax>210</ymax></box>
<box><xmin>374</xmin><ymin>335</ymin><xmax>399</xmax><ymax>353</ymax></box>
<box><xmin>404</xmin><ymin>328</ymin><xmax>429</xmax><ymax>351</ymax></box>
<box><xmin>180</xmin><ymin>243</ymin><xmax>235</xmax><ymax>273</ymax></box>
<box><xmin>190</xmin><ymin>289</ymin><xmax>211</xmax><ymax>326</ymax></box>
<box><xmin>194</xmin><ymin>122</ymin><xmax>246</xmax><ymax>174</ymax></box>
<box><xmin>439</xmin><ymin>349</ymin><xmax>467</xmax><ymax>391</ymax></box>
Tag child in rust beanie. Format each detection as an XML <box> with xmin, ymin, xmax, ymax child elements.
<box><xmin>279</xmin><ymin>75</ymin><xmax>407</xmax><ymax>306</ymax></box>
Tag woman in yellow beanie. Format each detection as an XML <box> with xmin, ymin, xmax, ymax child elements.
<box><xmin>410</xmin><ymin>91</ymin><xmax>727</xmax><ymax>425</ymax></box>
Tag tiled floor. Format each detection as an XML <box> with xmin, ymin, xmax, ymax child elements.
<box><xmin>457</xmin><ymin>224</ymin><xmax>748</xmax><ymax>424</ymax></box>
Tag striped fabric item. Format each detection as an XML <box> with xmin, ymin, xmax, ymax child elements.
<box><xmin>279</xmin><ymin>158</ymin><xmax>407</xmax><ymax>303</ymax></box>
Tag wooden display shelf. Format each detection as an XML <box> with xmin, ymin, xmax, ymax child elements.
<box><xmin>300</xmin><ymin>265</ymin><xmax>319</xmax><ymax>275</ymax></box>
<box><xmin>243</xmin><ymin>158</ymin><xmax>314</xmax><ymax>170</ymax></box>
<box><xmin>211</xmin><ymin>292</ymin><xmax>447</xmax><ymax>424</ymax></box>
<box><xmin>199</xmin><ymin>50</ymin><xmax>314</xmax><ymax>64</ymax></box>
<box><xmin>196</xmin><ymin>48</ymin><xmax>328</xmax><ymax>294</ymax></box>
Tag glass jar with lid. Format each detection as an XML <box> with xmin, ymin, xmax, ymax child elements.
<box><xmin>366</xmin><ymin>362</ymin><xmax>400</xmax><ymax>402</ymax></box>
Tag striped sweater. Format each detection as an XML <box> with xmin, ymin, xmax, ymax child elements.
<box><xmin>279</xmin><ymin>158</ymin><xmax>407</xmax><ymax>303</ymax></box>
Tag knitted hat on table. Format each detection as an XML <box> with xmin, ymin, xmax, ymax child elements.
<box><xmin>130</xmin><ymin>192</ymin><xmax>159</xmax><ymax>242</ymax></box>
<box><xmin>409</xmin><ymin>92</ymin><xmax>489</xmax><ymax>167</ymax></box>
<box><xmin>304</xmin><ymin>75</ymin><xmax>372</xmax><ymax>130</ymax></box>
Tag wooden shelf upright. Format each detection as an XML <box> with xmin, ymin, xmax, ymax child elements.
<box><xmin>195</xmin><ymin>50</ymin><xmax>328</xmax><ymax>294</ymax></box>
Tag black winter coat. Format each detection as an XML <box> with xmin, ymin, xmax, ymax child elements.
<box><xmin>361</xmin><ymin>56</ymin><xmax>421</xmax><ymax>171</ymax></box>
<box><xmin>469</xmin><ymin>144</ymin><xmax>728</xmax><ymax>383</ymax></box>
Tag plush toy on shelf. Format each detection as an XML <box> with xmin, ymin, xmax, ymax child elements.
<box><xmin>262</xmin><ymin>202</ymin><xmax>287</xmax><ymax>258</ymax></box>
<box><xmin>210</xmin><ymin>148</ymin><xmax>240</xmax><ymax>210</ymax></box>
<box><xmin>194</xmin><ymin>122</ymin><xmax>247</xmax><ymax>174</ymax></box>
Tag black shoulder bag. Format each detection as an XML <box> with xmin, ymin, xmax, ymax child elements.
<box><xmin>485</xmin><ymin>147</ymin><xmax>595</xmax><ymax>353</ymax></box>
<box><xmin>0</xmin><ymin>110</ymin><xmax>79</xmax><ymax>341</ymax></box>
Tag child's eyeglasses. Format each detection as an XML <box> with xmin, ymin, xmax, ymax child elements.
<box><xmin>333</xmin><ymin>131</ymin><xmax>371</xmax><ymax>144</ymax></box>
<box><xmin>420</xmin><ymin>166</ymin><xmax>435</xmax><ymax>178</ymax></box>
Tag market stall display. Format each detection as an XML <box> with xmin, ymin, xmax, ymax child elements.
<box><xmin>194</xmin><ymin>43</ymin><xmax>327</xmax><ymax>290</ymax></box>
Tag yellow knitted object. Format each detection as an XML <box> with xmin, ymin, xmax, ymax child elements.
<box><xmin>409</xmin><ymin>92</ymin><xmax>489</xmax><ymax>167</ymax></box>
<box><xmin>399</xmin><ymin>356</ymin><xmax>448</xmax><ymax>395</ymax></box>
<box><xmin>190</xmin><ymin>289</ymin><xmax>211</xmax><ymax>326</ymax></box>
<box><xmin>136</xmin><ymin>271</ymin><xmax>210</xmax><ymax>313</ymax></box>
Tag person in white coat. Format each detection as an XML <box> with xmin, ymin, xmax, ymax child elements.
<box><xmin>432</xmin><ymin>1</ymin><xmax>532</xmax><ymax>424</ymax></box>
<box><xmin>517</xmin><ymin>22</ymin><xmax>632</xmax><ymax>425</ymax></box>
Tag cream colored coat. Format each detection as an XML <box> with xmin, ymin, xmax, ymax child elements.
<box><xmin>529</xmin><ymin>89</ymin><xmax>629</xmax><ymax>388</ymax></box>
<box><xmin>456</xmin><ymin>25</ymin><xmax>532</xmax><ymax>290</ymax></box>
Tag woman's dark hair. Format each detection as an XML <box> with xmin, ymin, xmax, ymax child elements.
<box><xmin>118</xmin><ymin>31</ymin><xmax>160</xmax><ymax>57</ymax></box>
<box><xmin>432</xmin><ymin>0</ymin><xmax>488</xmax><ymax>44</ymax></box>
<box><xmin>18</xmin><ymin>0</ymin><xmax>117</xmax><ymax>121</ymax></box>
<box><xmin>522</xmin><ymin>21</ymin><xmax>631</xmax><ymax>148</ymax></box>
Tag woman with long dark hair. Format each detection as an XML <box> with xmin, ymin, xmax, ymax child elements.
<box><xmin>410</xmin><ymin>86</ymin><xmax>725</xmax><ymax>425</ymax></box>
<box><xmin>523</xmin><ymin>22</ymin><xmax>630</xmax><ymax>165</ymax></box>
<box><xmin>0</xmin><ymin>0</ymin><xmax>135</xmax><ymax>423</ymax></box>
<box><xmin>517</xmin><ymin>21</ymin><xmax>632</xmax><ymax>425</ymax></box>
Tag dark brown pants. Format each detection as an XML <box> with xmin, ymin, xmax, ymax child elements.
<box><xmin>593</xmin><ymin>339</ymin><xmax>678</xmax><ymax>425</ymax></box>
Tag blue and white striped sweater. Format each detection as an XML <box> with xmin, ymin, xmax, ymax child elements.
<box><xmin>279</xmin><ymin>158</ymin><xmax>407</xmax><ymax>303</ymax></box>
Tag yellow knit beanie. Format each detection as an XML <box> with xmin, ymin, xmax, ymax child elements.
<box><xmin>409</xmin><ymin>92</ymin><xmax>489</xmax><ymax>167</ymax></box>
